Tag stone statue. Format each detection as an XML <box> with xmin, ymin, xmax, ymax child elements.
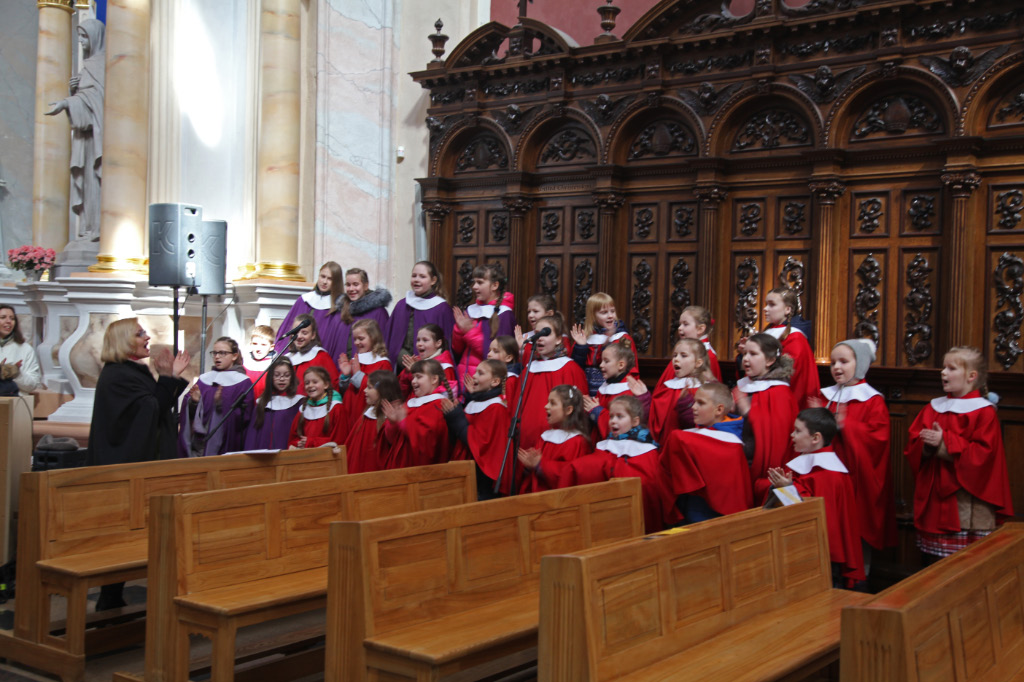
<box><xmin>45</xmin><ymin>18</ymin><xmax>104</xmax><ymax>242</ymax></box>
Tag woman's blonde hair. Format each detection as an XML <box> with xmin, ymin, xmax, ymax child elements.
<box><xmin>101</xmin><ymin>318</ymin><xmax>143</xmax><ymax>364</ymax></box>
<box><xmin>584</xmin><ymin>292</ymin><xmax>616</xmax><ymax>335</ymax></box>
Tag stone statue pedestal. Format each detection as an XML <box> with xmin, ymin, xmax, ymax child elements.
<box><xmin>53</xmin><ymin>239</ymin><xmax>100</xmax><ymax>279</ymax></box>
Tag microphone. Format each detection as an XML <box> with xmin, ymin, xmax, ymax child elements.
<box><xmin>281</xmin><ymin>318</ymin><xmax>312</xmax><ymax>337</ymax></box>
<box><xmin>534</xmin><ymin>327</ymin><xmax>553</xmax><ymax>339</ymax></box>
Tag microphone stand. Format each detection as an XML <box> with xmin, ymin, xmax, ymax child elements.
<box><xmin>495</xmin><ymin>338</ymin><xmax>538</xmax><ymax>496</ymax></box>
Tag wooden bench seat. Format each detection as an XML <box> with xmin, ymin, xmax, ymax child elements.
<box><xmin>537</xmin><ymin>498</ymin><xmax>870</xmax><ymax>682</ymax></box>
<box><xmin>840</xmin><ymin>522</ymin><xmax>1024</xmax><ymax>682</ymax></box>
<box><xmin>0</xmin><ymin>446</ymin><xmax>344</xmax><ymax>682</ymax></box>
<box><xmin>326</xmin><ymin>478</ymin><xmax>645</xmax><ymax>682</ymax></box>
<box><xmin>143</xmin><ymin>461</ymin><xmax>477</xmax><ymax>682</ymax></box>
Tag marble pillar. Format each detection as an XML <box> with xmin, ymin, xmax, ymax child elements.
<box><xmin>31</xmin><ymin>0</ymin><xmax>74</xmax><ymax>253</ymax></box>
<box><xmin>253</xmin><ymin>0</ymin><xmax>303</xmax><ymax>281</ymax></box>
<box><xmin>90</xmin><ymin>0</ymin><xmax>150</xmax><ymax>275</ymax></box>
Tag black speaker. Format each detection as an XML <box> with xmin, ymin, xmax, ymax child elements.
<box><xmin>196</xmin><ymin>219</ymin><xmax>227</xmax><ymax>295</ymax></box>
<box><xmin>149</xmin><ymin>203</ymin><xmax>203</xmax><ymax>288</ymax></box>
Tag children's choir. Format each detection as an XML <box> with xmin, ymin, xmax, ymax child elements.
<box><xmin>173</xmin><ymin>260</ymin><xmax>1013</xmax><ymax>585</ymax></box>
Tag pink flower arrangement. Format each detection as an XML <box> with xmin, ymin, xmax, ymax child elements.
<box><xmin>7</xmin><ymin>245</ymin><xmax>56</xmax><ymax>272</ymax></box>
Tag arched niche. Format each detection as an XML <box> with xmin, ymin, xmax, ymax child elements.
<box><xmin>708</xmin><ymin>89</ymin><xmax>820</xmax><ymax>157</ymax></box>
<box><xmin>959</xmin><ymin>53</ymin><xmax>1024</xmax><ymax>138</ymax></box>
<box><xmin>607</xmin><ymin>100</ymin><xmax>703</xmax><ymax>165</ymax></box>
<box><xmin>518</xmin><ymin>111</ymin><xmax>601</xmax><ymax>172</ymax></box>
<box><xmin>623</xmin><ymin>0</ymin><xmax>755</xmax><ymax>42</ymax></box>
<box><xmin>436</xmin><ymin>123</ymin><xmax>513</xmax><ymax>178</ymax></box>
<box><xmin>444</xmin><ymin>22</ymin><xmax>511</xmax><ymax>69</ymax></box>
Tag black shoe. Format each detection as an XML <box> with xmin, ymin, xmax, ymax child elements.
<box><xmin>95</xmin><ymin>593</ymin><xmax>127</xmax><ymax>612</ymax></box>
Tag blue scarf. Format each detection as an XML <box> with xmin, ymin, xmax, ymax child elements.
<box><xmin>611</xmin><ymin>425</ymin><xmax>657</xmax><ymax>447</ymax></box>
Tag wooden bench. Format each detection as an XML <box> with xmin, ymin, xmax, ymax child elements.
<box><xmin>537</xmin><ymin>497</ymin><xmax>871</xmax><ymax>681</ymax></box>
<box><xmin>841</xmin><ymin>523</ymin><xmax>1024</xmax><ymax>682</ymax></box>
<box><xmin>0</xmin><ymin>446</ymin><xmax>344</xmax><ymax>682</ymax></box>
<box><xmin>326</xmin><ymin>478</ymin><xmax>645</xmax><ymax>682</ymax></box>
<box><xmin>141</xmin><ymin>460</ymin><xmax>477</xmax><ymax>682</ymax></box>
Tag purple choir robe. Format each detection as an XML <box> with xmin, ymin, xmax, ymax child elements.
<box><xmin>275</xmin><ymin>289</ymin><xmax>342</xmax><ymax>355</ymax></box>
<box><xmin>243</xmin><ymin>394</ymin><xmax>303</xmax><ymax>451</ymax></box>
<box><xmin>332</xmin><ymin>288</ymin><xmax>392</xmax><ymax>359</ymax></box>
<box><xmin>385</xmin><ymin>291</ymin><xmax>455</xmax><ymax>366</ymax></box>
<box><xmin>179</xmin><ymin>369</ymin><xmax>254</xmax><ymax>457</ymax></box>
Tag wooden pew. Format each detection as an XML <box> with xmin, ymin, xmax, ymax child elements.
<box><xmin>537</xmin><ymin>497</ymin><xmax>871</xmax><ymax>681</ymax></box>
<box><xmin>0</xmin><ymin>446</ymin><xmax>344</xmax><ymax>682</ymax></box>
<box><xmin>142</xmin><ymin>460</ymin><xmax>477</xmax><ymax>682</ymax></box>
<box><xmin>841</xmin><ymin>523</ymin><xmax>1024</xmax><ymax>682</ymax></box>
<box><xmin>326</xmin><ymin>478</ymin><xmax>645</xmax><ymax>682</ymax></box>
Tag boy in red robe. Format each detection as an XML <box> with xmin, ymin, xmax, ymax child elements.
<box><xmin>661</xmin><ymin>382</ymin><xmax>751</xmax><ymax>522</ymax></box>
<box><xmin>768</xmin><ymin>408</ymin><xmax>865</xmax><ymax>587</ymax></box>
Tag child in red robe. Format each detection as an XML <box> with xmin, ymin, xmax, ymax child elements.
<box><xmin>517</xmin><ymin>295</ymin><xmax>573</xmax><ymax>366</ymax></box>
<box><xmin>337</xmin><ymin>318</ymin><xmax>393</xmax><ymax>420</ymax></box>
<box><xmin>381</xmin><ymin>358</ymin><xmax>451</xmax><ymax>468</ymax></box>
<box><xmin>443</xmin><ymin>359</ymin><xmax>511</xmax><ymax>498</ymax></box>
<box><xmin>584</xmin><ymin>339</ymin><xmax>651</xmax><ymax>440</ymax></box>
<box><xmin>906</xmin><ymin>346</ymin><xmax>1013</xmax><ymax>562</ymax></box>
<box><xmin>763</xmin><ymin>287</ymin><xmax>820</xmax><ymax>410</ymax></box>
<box><xmin>570</xmin><ymin>292</ymin><xmax>639</xmax><ymax>395</ymax></box>
<box><xmin>517</xmin><ymin>384</ymin><xmax>593</xmax><ymax>493</ymax></box>
<box><xmin>650</xmin><ymin>338</ymin><xmax>714</xmax><ymax>444</ymax></box>
<box><xmin>517</xmin><ymin>315</ymin><xmax>588</xmax><ymax>451</ymax></box>
<box><xmin>815</xmin><ymin>339</ymin><xmax>897</xmax><ymax>562</ymax></box>
<box><xmin>768</xmin><ymin>408</ymin><xmax>865</xmax><ymax>586</ymax></box>
<box><xmin>546</xmin><ymin>394</ymin><xmax>680</xmax><ymax>533</ymax></box>
<box><xmin>735</xmin><ymin>333</ymin><xmax>799</xmax><ymax>503</ymax></box>
<box><xmin>284</xmin><ymin>314</ymin><xmax>339</xmax><ymax>395</ymax></box>
<box><xmin>657</xmin><ymin>306</ymin><xmax>722</xmax><ymax>385</ymax></box>
<box><xmin>289</xmin><ymin>366</ymin><xmax>348</xmax><ymax>448</ymax></box>
<box><xmin>661</xmin><ymin>382</ymin><xmax>751</xmax><ymax>522</ymax></box>
<box><xmin>487</xmin><ymin>335</ymin><xmax>521</xmax><ymax>404</ymax></box>
<box><xmin>398</xmin><ymin>323</ymin><xmax>456</xmax><ymax>397</ymax></box>
<box><xmin>243</xmin><ymin>325</ymin><xmax>276</xmax><ymax>398</ymax></box>
<box><xmin>343</xmin><ymin>370</ymin><xmax>402</xmax><ymax>473</ymax></box>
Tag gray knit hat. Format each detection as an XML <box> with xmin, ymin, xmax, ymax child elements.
<box><xmin>835</xmin><ymin>338</ymin><xmax>876</xmax><ymax>380</ymax></box>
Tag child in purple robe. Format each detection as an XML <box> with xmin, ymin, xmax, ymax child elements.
<box><xmin>386</xmin><ymin>260</ymin><xmax>456</xmax><ymax>366</ymax></box>
<box><xmin>244</xmin><ymin>357</ymin><xmax>302</xmax><ymax>451</ymax></box>
<box><xmin>275</xmin><ymin>261</ymin><xmax>344</xmax><ymax>354</ymax></box>
<box><xmin>180</xmin><ymin>337</ymin><xmax>254</xmax><ymax>456</ymax></box>
<box><xmin>333</xmin><ymin>267</ymin><xmax>392</xmax><ymax>359</ymax></box>
<box><xmin>452</xmin><ymin>263</ymin><xmax>517</xmax><ymax>396</ymax></box>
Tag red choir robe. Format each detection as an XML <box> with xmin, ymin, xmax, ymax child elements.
<box><xmin>243</xmin><ymin>354</ymin><xmax>274</xmax><ymax>398</ymax></box>
<box><xmin>648</xmin><ymin>376</ymin><xmax>700</xmax><ymax>445</ymax></box>
<box><xmin>524</xmin><ymin>429</ymin><xmax>591</xmax><ymax>493</ymax></box>
<box><xmin>590</xmin><ymin>381</ymin><xmax>652</xmax><ymax>441</ymax></box>
<box><xmin>661</xmin><ymin>425</ymin><xmax>752</xmax><ymax>515</ymax></box>
<box><xmin>343</xmin><ymin>407</ymin><xmax>400</xmax><ymax>473</ymax></box>
<box><xmin>559</xmin><ymin>438</ymin><xmax>681</xmax><ymax>533</ymax></box>
<box><xmin>399</xmin><ymin>350</ymin><xmax>456</xmax><ymax>398</ymax></box>
<box><xmin>657</xmin><ymin>336</ymin><xmax>722</xmax><ymax>385</ymax></box>
<box><xmin>821</xmin><ymin>382</ymin><xmax>898</xmax><ymax>549</ymax></box>
<box><xmin>343</xmin><ymin>352</ymin><xmax>393</xmax><ymax>419</ymax></box>
<box><xmin>504</xmin><ymin>367</ymin><xmax>520</xmax><ymax>407</ymax></box>
<box><xmin>288</xmin><ymin>394</ymin><xmax>348</xmax><ymax>448</ymax></box>
<box><xmin>764</xmin><ymin>325</ymin><xmax>820</xmax><ymax>410</ymax></box>
<box><xmin>738</xmin><ymin>376</ymin><xmax>799</xmax><ymax>503</ymax></box>
<box><xmin>389</xmin><ymin>392</ymin><xmax>450</xmax><ymax>469</ymax></box>
<box><xmin>452</xmin><ymin>396</ymin><xmax>514</xmax><ymax>493</ymax></box>
<box><xmin>905</xmin><ymin>391</ymin><xmax>1014</xmax><ymax>535</ymax></box>
<box><xmin>521</xmin><ymin>332</ymin><xmax>573</xmax><ymax>366</ymax></box>
<box><xmin>286</xmin><ymin>345</ymin><xmax>340</xmax><ymax>395</ymax></box>
<box><xmin>517</xmin><ymin>356</ymin><xmax>588</xmax><ymax>451</ymax></box>
<box><xmin>781</xmin><ymin>449</ymin><xmax>866</xmax><ymax>583</ymax></box>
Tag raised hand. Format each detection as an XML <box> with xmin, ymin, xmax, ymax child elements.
<box><xmin>337</xmin><ymin>353</ymin><xmax>353</xmax><ymax>376</ymax></box>
<box><xmin>401</xmin><ymin>353</ymin><xmax>417</xmax><ymax>370</ymax></box>
<box><xmin>767</xmin><ymin>467</ymin><xmax>793</xmax><ymax>488</ymax></box>
<box><xmin>381</xmin><ymin>399</ymin><xmax>407</xmax><ymax>424</ymax></box>
<box><xmin>453</xmin><ymin>307</ymin><xmax>474</xmax><ymax>333</ymax></box>
<box><xmin>189</xmin><ymin>383</ymin><xmax>201</xmax><ymax>403</ymax></box>
<box><xmin>171</xmin><ymin>350</ymin><xmax>191</xmax><ymax>377</ymax></box>
<box><xmin>440</xmin><ymin>397</ymin><xmax>456</xmax><ymax>414</ymax></box>
<box><xmin>463</xmin><ymin>371</ymin><xmax>476</xmax><ymax>394</ymax></box>
<box><xmin>627</xmin><ymin>375</ymin><xmax>649</xmax><ymax>396</ymax></box>
<box><xmin>517</xmin><ymin>447</ymin><xmax>542</xmax><ymax>471</ymax></box>
<box><xmin>570</xmin><ymin>324</ymin><xmax>588</xmax><ymax>346</ymax></box>
<box><xmin>514</xmin><ymin>324</ymin><xmax>525</xmax><ymax>349</ymax></box>
<box><xmin>583</xmin><ymin>395</ymin><xmax>600</xmax><ymax>413</ymax></box>
<box><xmin>733</xmin><ymin>388</ymin><xmax>751</xmax><ymax>416</ymax></box>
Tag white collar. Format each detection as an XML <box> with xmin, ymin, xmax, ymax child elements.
<box><xmin>786</xmin><ymin>451</ymin><xmax>848</xmax><ymax>475</ymax></box>
<box><xmin>528</xmin><ymin>356</ymin><xmax>574</xmax><ymax>373</ymax></box>
<box><xmin>407</xmin><ymin>393</ymin><xmax>446</xmax><ymax>408</ymax></box>
<box><xmin>301</xmin><ymin>289</ymin><xmax>332</xmax><ymax>310</ymax></box>
<box><xmin>700</xmin><ymin>336</ymin><xmax>717</xmax><ymax>355</ymax></box>
<box><xmin>357</xmin><ymin>351</ymin><xmax>388</xmax><ymax>365</ymax></box>
<box><xmin>522</xmin><ymin>330</ymin><xmax>535</xmax><ymax>341</ymax></box>
<box><xmin>244</xmin><ymin>355</ymin><xmax>274</xmax><ymax>371</ymax></box>
<box><xmin>466</xmin><ymin>302</ymin><xmax>512</xmax><ymax>319</ymax></box>
<box><xmin>464</xmin><ymin>396</ymin><xmax>505</xmax><ymax>414</ymax></box>
<box><xmin>736</xmin><ymin>377</ymin><xmax>788</xmax><ymax>393</ymax></box>
<box><xmin>685</xmin><ymin>427</ymin><xmax>743</xmax><ymax>445</ymax></box>
<box><xmin>404</xmin><ymin>291</ymin><xmax>447</xmax><ymax>311</ymax></box>
<box><xmin>541</xmin><ymin>429</ymin><xmax>583</xmax><ymax>445</ymax></box>
<box><xmin>930</xmin><ymin>395</ymin><xmax>993</xmax><ymax>414</ymax></box>
<box><xmin>664</xmin><ymin>376</ymin><xmax>701</xmax><ymax>390</ymax></box>
<box><xmin>586</xmin><ymin>331</ymin><xmax>626</xmax><ymax>346</ymax></box>
<box><xmin>300</xmin><ymin>396</ymin><xmax>343</xmax><ymax>420</ymax></box>
<box><xmin>597</xmin><ymin>439</ymin><xmax>658</xmax><ymax>458</ymax></box>
<box><xmin>266</xmin><ymin>394</ymin><xmax>303</xmax><ymax>410</ymax></box>
<box><xmin>598</xmin><ymin>381</ymin><xmax>631</xmax><ymax>396</ymax></box>
<box><xmin>764</xmin><ymin>325</ymin><xmax>804</xmax><ymax>340</ymax></box>
<box><xmin>821</xmin><ymin>382</ymin><xmax>882</xmax><ymax>404</ymax></box>
<box><xmin>286</xmin><ymin>345</ymin><xmax>326</xmax><ymax>364</ymax></box>
<box><xmin>363</xmin><ymin>406</ymin><xmax>377</xmax><ymax>418</ymax></box>
<box><xmin>199</xmin><ymin>370</ymin><xmax>250</xmax><ymax>387</ymax></box>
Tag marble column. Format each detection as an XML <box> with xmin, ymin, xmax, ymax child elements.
<box><xmin>90</xmin><ymin>0</ymin><xmax>150</xmax><ymax>275</ymax></box>
<box><xmin>253</xmin><ymin>0</ymin><xmax>303</xmax><ymax>280</ymax></box>
<box><xmin>31</xmin><ymin>0</ymin><xmax>74</xmax><ymax>252</ymax></box>
<box><xmin>809</xmin><ymin>179</ymin><xmax>846</xmax><ymax>362</ymax></box>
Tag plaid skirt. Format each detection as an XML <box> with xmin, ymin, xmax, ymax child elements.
<box><xmin>917</xmin><ymin>529</ymin><xmax>994</xmax><ymax>557</ymax></box>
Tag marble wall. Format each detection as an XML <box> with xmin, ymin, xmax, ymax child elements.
<box><xmin>0</xmin><ymin>4</ymin><xmax>38</xmax><ymax>268</ymax></box>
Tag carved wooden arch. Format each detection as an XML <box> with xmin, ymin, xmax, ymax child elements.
<box><xmin>516</xmin><ymin>107</ymin><xmax>603</xmax><ymax>170</ymax></box>
<box><xmin>605</xmin><ymin>95</ymin><xmax>706</xmax><ymax>164</ymax></box>
<box><xmin>959</xmin><ymin>51</ymin><xmax>1024</xmax><ymax>136</ymax></box>
<box><xmin>519</xmin><ymin>18</ymin><xmax>579</xmax><ymax>54</ymax></box>
<box><xmin>706</xmin><ymin>83</ymin><xmax>823</xmax><ymax>156</ymax></box>
<box><xmin>444</xmin><ymin>22</ymin><xmax>511</xmax><ymax>69</ymax></box>
<box><xmin>824</xmin><ymin>65</ymin><xmax>958</xmax><ymax>147</ymax></box>
<box><xmin>622</xmin><ymin>0</ymin><xmax>755</xmax><ymax>42</ymax></box>
<box><xmin>435</xmin><ymin>118</ymin><xmax>514</xmax><ymax>177</ymax></box>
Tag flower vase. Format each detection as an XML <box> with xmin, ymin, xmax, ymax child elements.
<box><xmin>23</xmin><ymin>269</ymin><xmax>43</xmax><ymax>282</ymax></box>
